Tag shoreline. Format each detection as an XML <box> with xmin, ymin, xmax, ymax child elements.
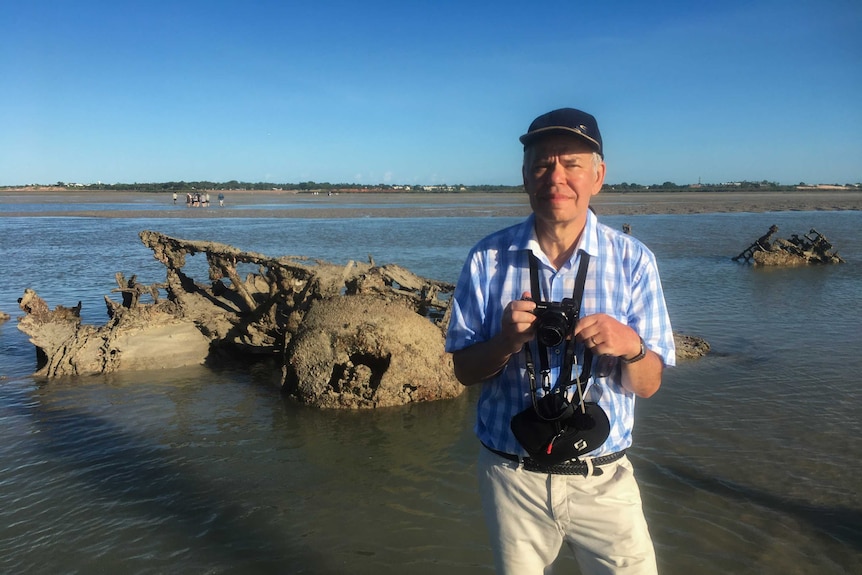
<box><xmin>1</xmin><ymin>190</ymin><xmax>861</xmax><ymax>218</ymax></box>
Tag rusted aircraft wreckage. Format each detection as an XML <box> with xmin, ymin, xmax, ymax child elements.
<box><xmin>733</xmin><ymin>226</ymin><xmax>845</xmax><ymax>266</ymax></box>
<box><xmin>15</xmin><ymin>231</ymin><xmax>707</xmax><ymax>407</ymax></box>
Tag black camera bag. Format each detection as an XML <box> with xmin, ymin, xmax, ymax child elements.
<box><xmin>511</xmin><ymin>399</ymin><xmax>610</xmax><ymax>464</ymax></box>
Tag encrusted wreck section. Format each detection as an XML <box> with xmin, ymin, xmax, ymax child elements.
<box><xmin>733</xmin><ymin>226</ymin><xmax>845</xmax><ymax>266</ymax></box>
<box><xmin>17</xmin><ymin>231</ymin><xmax>461</xmax><ymax>408</ymax></box>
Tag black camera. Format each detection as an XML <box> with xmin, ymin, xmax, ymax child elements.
<box><xmin>532</xmin><ymin>298</ymin><xmax>578</xmax><ymax>347</ymax></box>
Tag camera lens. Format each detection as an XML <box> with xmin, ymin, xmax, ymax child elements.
<box><xmin>537</xmin><ymin>314</ymin><xmax>569</xmax><ymax>347</ymax></box>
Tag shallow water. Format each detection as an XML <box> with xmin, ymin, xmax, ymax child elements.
<box><xmin>1</xmin><ymin>201</ymin><xmax>860</xmax><ymax>574</ymax></box>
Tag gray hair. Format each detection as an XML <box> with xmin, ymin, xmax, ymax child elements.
<box><xmin>523</xmin><ymin>147</ymin><xmax>602</xmax><ymax>176</ymax></box>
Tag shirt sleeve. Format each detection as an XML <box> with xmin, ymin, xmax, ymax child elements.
<box><xmin>445</xmin><ymin>248</ymin><xmax>487</xmax><ymax>353</ymax></box>
<box><xmin>627</xmin><ymin>247</ymin><xmax>676</xmax><ymax>368</ymax></box>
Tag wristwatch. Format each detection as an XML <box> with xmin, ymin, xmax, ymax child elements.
<box><xmin>621</xmin><ymin>336</ymin><xmax>646</xmax><ymax>364</ymax></box>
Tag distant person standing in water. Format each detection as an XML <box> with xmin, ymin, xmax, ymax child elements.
<box><xmin>445</xmin><ymin>108</ymin><xmax>675</xmax><ymax>574</ymax></box>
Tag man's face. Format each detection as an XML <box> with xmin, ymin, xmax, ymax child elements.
<box><xmin>522</xmin><ymin>135</ymin><xmax>606</xmax><ymax>230</ymax></box>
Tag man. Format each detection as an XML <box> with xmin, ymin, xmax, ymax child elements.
<box><xmin>445</xmin><ymin>108</ymin><xmax>675</xmax><ymax>574</ymax></box>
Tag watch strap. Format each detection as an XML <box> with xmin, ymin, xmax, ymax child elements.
<box><xmin>621</xmin><ymin>336</ymin><xmax>647</xmax><ymax>364</ymax></box>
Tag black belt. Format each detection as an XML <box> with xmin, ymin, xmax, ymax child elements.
<box><xmin>484</xmin><ymin>444</ymin><xmax>626</xmax><ymax>476</ymax></box>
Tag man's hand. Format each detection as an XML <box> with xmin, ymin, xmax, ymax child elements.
<box><xmin>452</xmin><ymin>292</ymin><xmax>537</xmax><ymax>386</ymax></box>
<box><xmin>573</xmin><ymin>313</ymin><xmax>641</xmax><ymax>360</ymax></box>
<box><xmin>499</xmin><ymin>291</ymin><xmax>539</xmax><ymax>356</ymax></box>
<box><xmin>574</xmin><ymin>313</ymin><xmax>663</xmax><ymax>398</ymax></box>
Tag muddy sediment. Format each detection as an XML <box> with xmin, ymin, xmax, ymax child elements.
<box><xmin>2</xmin><ymin>189</ymin><xmax>861</xmax><ymax>219</ymax></box>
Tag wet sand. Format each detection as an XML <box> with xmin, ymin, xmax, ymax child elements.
<box><xmin>1</xmin><ymin>189</ymin><xmax>861</xmax><ymax>219</ymax></box>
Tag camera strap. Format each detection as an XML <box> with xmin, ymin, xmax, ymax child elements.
<box><xmin>526</xmin><ymin>251</ymin><xmax>592</xmax><ymax>400</ymax></box>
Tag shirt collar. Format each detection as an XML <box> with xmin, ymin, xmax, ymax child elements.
<box><xmin>514</xmin><ymin>210</ymin><xmax>600</xmax><ymax>266</ymax></box>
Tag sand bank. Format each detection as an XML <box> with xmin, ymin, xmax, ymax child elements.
<box><xmin>1</xmin><ymin>190</ymin><xmax>861</xmax><ymax>219</ymax></box>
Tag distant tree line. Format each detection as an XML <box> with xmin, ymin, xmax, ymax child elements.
<box><xmin>38</xmin><ymin>180</ymin><xmax>526</xmax><ymax>193</ymax></box>
<box><xmin>610</xmin><ymin>180</ymin><xmax>785</xmax><ymax>192</ymax></box>
<box><xmin>608</xmin><ymin>179</ymin><xmax>861</xmax><ymax>192</ymax></box>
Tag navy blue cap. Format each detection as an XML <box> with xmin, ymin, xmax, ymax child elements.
<box><xmin>519</xmin><ymin>108</ymin><xmax>603</xmax><ymax>157</ymax></box>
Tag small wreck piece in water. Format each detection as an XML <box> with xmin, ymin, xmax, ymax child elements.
<box><xmin>17</xmin><ymin>231</ymin><xmax>462</xmax><ymax>408</ymax></box>
<box><xmin>732</xmin><ymin>226</ymin><xmax>845</xmax><ymax>266</ymax></box>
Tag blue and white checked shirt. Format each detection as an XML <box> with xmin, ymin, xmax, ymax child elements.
<box><xmin>445</xmin><ymin>211</ymin><xmax>676</xmax><ymax>457</ymax></box>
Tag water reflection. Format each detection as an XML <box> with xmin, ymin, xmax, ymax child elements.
<box><xmin>1</xmin><ymin>209</ymin><xmax>861</xmax><ymax>574</ymax></box>
<box><xmin>1</xmin><ymin>367</ymin><xmax>488</xmax><ymax>574</ymax></box>
<box><xmin>2</xmin><ymin>375</ymin><xmax>329</xmax><ymax>573</ymax></box>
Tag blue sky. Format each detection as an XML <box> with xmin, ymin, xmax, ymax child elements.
<box><xmin>2</xmin><ymin>0</ymin><xmax>860</xmax><ymax>187</ymax></box>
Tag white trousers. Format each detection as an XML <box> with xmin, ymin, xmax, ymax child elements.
<box><xmin>477</xmin><ymin>447</ymin><xmax>658</xmax><ymax>575</ymax></box>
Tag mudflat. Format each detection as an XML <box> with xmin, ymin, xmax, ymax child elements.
<box><xmin>1</xmin><ymin>189</ymin><xmax>861</xmax><ymax>218</ymax></box>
